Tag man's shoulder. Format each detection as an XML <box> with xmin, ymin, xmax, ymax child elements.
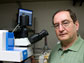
<box><xmin>80</xmin><ymin>39</ymin><xmax>84</xmax><ymax>48</ymax></box>
<box><xmin>78</xmin><ymin>37</ymin><xmax>84</xmax><ymax>53</ymax></box>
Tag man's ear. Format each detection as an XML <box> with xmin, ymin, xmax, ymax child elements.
<box><xmin>75</xmin><ymin>20</ymin><xmax>79</xmax><ymax>31</ymax></box>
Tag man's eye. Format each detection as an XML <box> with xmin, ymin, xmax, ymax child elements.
<box><xmin>54</xmin><ymin>24</ymin><xmax>59</xmax><ymax>27</ymax></box>
<box><xmin>63</xmin><ymin>21</ymin><xmax>69</xmax><ymax>24</ymax></box>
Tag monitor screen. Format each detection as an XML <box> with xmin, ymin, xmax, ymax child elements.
<box><xmin>18</xmin><ymin>8</ymin><xmax>33</xmax><ymax>26</ymax></box>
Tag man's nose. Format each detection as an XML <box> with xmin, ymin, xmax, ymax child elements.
<box><xmin>59</xmin><ymin>24</ymin><xmax>64</xmax><ymax>32</ymax></box>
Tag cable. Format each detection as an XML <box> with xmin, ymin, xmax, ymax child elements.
<box><xmin>12</xmin><ymin>24</ymin><xmax>20</xmax><ymax>32</ymax></box>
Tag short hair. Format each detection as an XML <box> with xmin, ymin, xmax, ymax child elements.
<box><xmin>52</xmin><ymin>9</ymin><xmax>77</xmax><ymax>25</ymax></box>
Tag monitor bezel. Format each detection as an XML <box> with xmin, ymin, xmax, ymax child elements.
<box><xmin>18</xmin><ymin>8</ymin><xmax>33</xmax><ymax>26</ymax></box>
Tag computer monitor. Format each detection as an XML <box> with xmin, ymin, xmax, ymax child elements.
<box><xmin>18</xmin><ymin>8</ymin><xmax>33</xmax><ymax>26</ymax></box>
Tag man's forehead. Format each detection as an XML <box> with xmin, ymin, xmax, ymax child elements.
<box><xmin>54</xmin><ymin>12</ymin><xmax>70</xmax><ymax>20</ymax></box>
<box><xmin>55</xmin><ymin>11</ymin><xmax>70</xmax><ymax>17</ymax></box>
<box><xmin>53</xmin><ymin>11</ymin><xmax>73</xmax><ymax>24</ymax></box>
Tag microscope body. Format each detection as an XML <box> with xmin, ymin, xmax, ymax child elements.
<box><xmin>14</xmin><ymin>14</ymin><xmax>31</xmax><ymax>46</ymax></box>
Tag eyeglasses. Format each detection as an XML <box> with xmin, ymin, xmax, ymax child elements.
<box><xmin>53</xmin><ymin>20</ymin><xmax>73</xmax><ymax>29</ymax></box>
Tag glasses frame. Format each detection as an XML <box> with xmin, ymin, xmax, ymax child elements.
<box><xmin>53</xmin><ymin>20</ymin><xmax>73</xmax><ymax>29</ymax></box>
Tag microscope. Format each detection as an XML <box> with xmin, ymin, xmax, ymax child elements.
<box><xmin>0</xmin><ymin>8</ymin><xmax>49</xmax><ymax>62</ymax></box>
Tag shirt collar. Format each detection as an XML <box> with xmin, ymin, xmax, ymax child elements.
<box><xmin>58</xmin><ymin>35</ymin><xmax>84</xmax><ymax>52</ymax></box>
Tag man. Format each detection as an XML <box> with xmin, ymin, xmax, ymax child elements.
<box><xmin>48</xmin><ymin>9</ymin><xmax>84</xmax><ymax>63</ymax></box>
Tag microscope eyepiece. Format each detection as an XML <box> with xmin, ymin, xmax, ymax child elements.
<box><xmin>29</xmin><ymin>30</ymin><xmax>49</xmax><ymax>44</ymax></box>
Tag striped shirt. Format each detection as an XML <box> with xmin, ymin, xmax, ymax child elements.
<box><xmin>48</xmin><ymin>36</ymin><xmax>84</xmax><ymax>63</ymax></box>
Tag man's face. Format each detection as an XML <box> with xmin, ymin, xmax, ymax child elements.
<box><xmin>53</xmin><ymin>11</ymin><xmax>79</xmax><ymax>42</ymax></box>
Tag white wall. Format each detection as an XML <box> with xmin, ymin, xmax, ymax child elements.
<box><xmin>0</xmin><ymin>1</ymin><xmax>84</xmax><ymax>50</ymax></box>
